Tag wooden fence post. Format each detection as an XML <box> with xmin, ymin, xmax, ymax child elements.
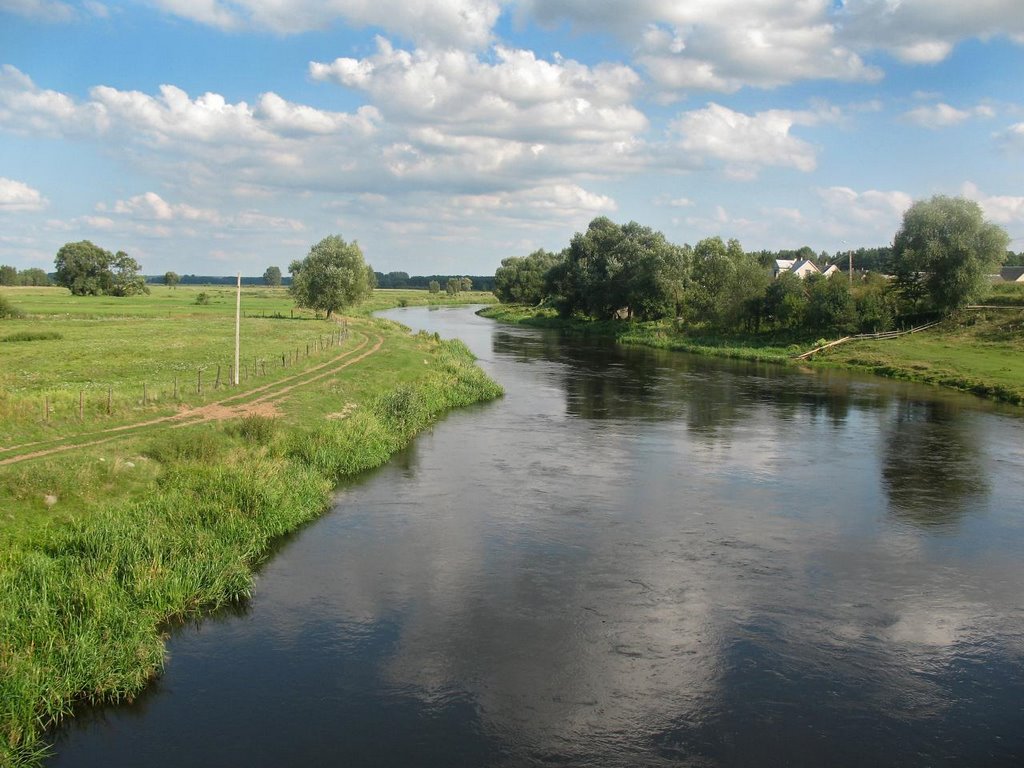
<box><xmin>79</xmin><ymin>391</ymin><xmax>84</xmax><ymax>420</ymax></box>
<box><xmin>173</xmin><ymin>376</ymin><xmax>178</xmax><ymax>399</ymax></box>
<box><xmin>44</xmin><ymin>396</ymin><xmax>49</xmax><ymax>422</ymax></box>
<box><xmin>143</xmin><ymin>383</ymin><xmax>147</xmax><ymax>405</ymax></box>
<box><xmin>215</xmin><ymin>366</ymin><xmax>221</xmax><ymax>389</ymax></box>
<box><xmin>197</xmin><ymin>369</ymin><xmax>202</xmax><ymax>395</ymax></box>
<box><xmin>107</xmin><ymin>386</ymin><xmax>112</xmax><ymax>415</ymax></box>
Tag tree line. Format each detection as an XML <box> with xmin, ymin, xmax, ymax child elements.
<box><xmin>0</xmin><ymin>265</ymin><xmax>50</xmax><ymax>286</ymax></box>
<box><xmin>494</xmin><ymin>196</ymin><xmax>1010</xmax><ymax>335</ymax></box>
<box><xmin>374</xmin><ymin>271</ymin><xmax>496</xmax><ymax>291</ymax></box>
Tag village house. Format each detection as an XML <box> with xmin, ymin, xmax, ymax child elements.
<box><xmin>999</xmin><ymin>266</ymin><xmax>1024</xmax><ymax>282</ymax></box>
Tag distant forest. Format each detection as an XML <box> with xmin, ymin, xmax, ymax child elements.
<box><xmin>372</xmin><ymin>272</ymin><xmax>496</xmax><ymax>291</ymax></box>
<box><xmin>140</xmin><ymin>272</ymin><xmax>497</xmax><ymax>290</ymax></box>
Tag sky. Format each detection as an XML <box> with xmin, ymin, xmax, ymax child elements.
<box><xmin>0</xmin><ymin>0</ymin><xmax>1022</xmax><ymax>277</ymax></box>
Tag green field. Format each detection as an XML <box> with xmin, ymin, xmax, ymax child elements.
<box><xmin>0</xmin><ymin>286</ymin><xmax>495</xmax><ymax>445</ymax></box>
<box><xmin>0</xmin><ymin>284</ymin><xmax>501</xmax><ymax>766</ymax></box>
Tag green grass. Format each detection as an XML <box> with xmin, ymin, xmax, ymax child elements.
<box><xmin>817</xmin><ymin>308</ymin><xmax>1024</xmax><ymax>404</ymax></box>
<box><xmin>0</xmin><ymin>287</ymin><xmax>503</xmax><ymax>766</ymax></box>
<box><xmin>480</xmin><ymin>301</ymin><xmax>1024</xmax><ymax>404</ymax></box>
<box><xmin>0</xmin><ymin>286</ymin><xmax>496</xmax><ymax>445</ymax></box>
<box><xmin>983</xmin><ymin>281</ymin><xmax>1024</xmax><ymax>306</ymax></box>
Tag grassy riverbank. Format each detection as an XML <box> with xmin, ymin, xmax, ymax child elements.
<box><xmin>0</xmin><ymin>287</ymin><xmax>501</xmax><ymax>765</ymax></box>
<box><xmin>479</xmin><ymin>301</ymin><xmax>1024</xmax><ymax>405</ymax></box>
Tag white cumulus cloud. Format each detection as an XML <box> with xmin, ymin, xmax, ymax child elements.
<box><xmin>311</xmin><ymin>39</ymin><xmax>646</xmax><ymax>144</ymax></box>
<box><xmin>841</xmin><ymin>0</ymin><xmax>1024</xmax><ymax>65</ymax></box>
<box><xmin>102</xmin><ymin>191</ymin><xmax>306</xmax><ymax>232</ymax></box>
<box><xmin>522</xmin><ymin>0</ymin><xmax>881</xmax><ymax>94</ymax></box>
<box><xmin>961</xmin><ymin>182</ymin><xmax>1024</xmax><ymax>225</ymax></box>
<box><xmin>995</xmin><ymin>122</ymin><xmax>1024</xmax><ymax>152</ymax></box>
<box><xmin>670</xmin><ymin>102</ymin><xmax>838</xmax><ymax>178</ymax></box>
<box><xmin>0</xmin><ymin>65</ymin><xmax>108</xmax><ymax>137</ymax></box>
<box><xmin>817</xmin><ymin>186</ymin><xmax>913</xmax><ymax>238</ymax></box>
<box><xmin>0</xmin><ymin>176</ymin><xmax>47</xmax><ymax>211</ymax></box>
<box><xmin>901</xmin><ymin>102</ymin><xmax>994</xmax><ymax>129</ymax></box>
<box><xmin>147</xmin><ymin>0</ymin><xmax>501</xmax><ymax>47</ymax></box>
<box><xmin>0</xmin><ymin>0</ymin><xmax>75</xmax><ymax>22</ymax></box>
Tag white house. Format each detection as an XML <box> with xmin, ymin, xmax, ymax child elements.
<box><xmin>773</xmin><ymin>258</ymin><xmax>822</xmax><ymax>279</ymax></box>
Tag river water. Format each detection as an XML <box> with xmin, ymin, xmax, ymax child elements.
<box><xmin>51</xmin><ymin>306</ymin><xmax>1024</xmax><ymax>766</ymax></box>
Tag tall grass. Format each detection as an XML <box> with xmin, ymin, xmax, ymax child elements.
<box><xmin>0</xmin><ymin>337</ymin><xmax>501</xmax><ymax>766</ymax></box>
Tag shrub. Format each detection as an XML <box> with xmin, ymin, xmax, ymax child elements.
<box><xmin>195</xmin><ymin>293</ymin><xmax>211</xmax><ymax>305</ymax></box>
<box><xmin>0</xmin><ymin>295</ymin><xmax>24</xmax><ymax>319</ymax></box>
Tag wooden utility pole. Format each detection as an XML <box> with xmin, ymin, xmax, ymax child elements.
<box><xmin>234</xmin><ymin>272</ymin><xmax>241</xmax><ymax>385</ymax></box>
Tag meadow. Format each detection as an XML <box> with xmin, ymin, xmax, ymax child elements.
<box><xmin>0</xmin><ymin>284</ymin><xmax>500</xmax><ymax>766</ymax></box>
<box><xmin>0</xmin><ymin>286</ymin><xmax>495</xmax><ymax>445</ymax></box>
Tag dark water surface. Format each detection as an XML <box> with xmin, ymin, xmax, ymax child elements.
<box><xmin>51</xmin><ymin>306</ymin><xmax>1024</xmax><ymax>766</ymax></box>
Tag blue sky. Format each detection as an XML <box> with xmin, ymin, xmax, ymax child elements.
<box><xmin>1</xmin><ymin>0</ymin><xmax>1022</xmax><ymax>276</ymax></box>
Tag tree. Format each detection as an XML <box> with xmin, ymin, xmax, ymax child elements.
<box><xmin>687</xmin><ymin>236</ymin><xmax>739</xmax><ymax>324</ymax></box>
<box><xmin>428</xmin><ymin>280</ymin><xmax>440</xmax><ymax>294</ymax></box>
<box><xmin>289</xmin><ymin>235</ymin><xmax>373</xmax><ymax>318</ymax></box>
<box><xmin>19</xmin><ymin>268</ymin><xmax>49</xmax><ymax>286</ymax></box>
<box><xmin>54</xmin><ymin>240</ymin><xmax>113</xmax><ymax>295</ymax></box>
<box><xmin>263</xmin><ymin>266</ymin><xmax>282</xmax><ymax>286</ymax></box>
<box><xmin>0</xmin><ymin>265</ymin><xmax>16</xmax><ymax>286</ymax></box>
<box><xmin>53</xmin><ymin>241</ymin><xmax>146</xmax><ymax>296</ymax></box>
<box><xmin>806</xmin><ymin>274</ymin><xmax>857</xmax><ymax>334</ymax></box>
<box><xmin>460</xmin><ymin>276</ymin><xmax>472</xmax><ymax>292</ymax></box>
<box><xmin>446</xmin><ymin>278</ymin><xmax>460</xmax><ymax>295</ymax></box>
<box><xmin>494</xmin><ymin>249</ymin><xmax>561</xmax><ymax>305</ymax></box>
<box><xmin>546</xmin><ymin>217</ymin><xmax>688</xmax><ymax>320</ymax></box>
<box><xmin>164</xmin><ymin>271</ymin><xmax>180</xmax><ymax>289</ymax></box>
<box><xmin>721</xmin><ymin>251</ymin><xmax>769</xmax><ymax>331</ymax></box>
<box><xmin>763</xmin><ymin>271</ymin><xmax>807</xmax><ymax>329</ymax></box>
<box><xmin>892</xmin><ymin>195</ymin><xmax>1009</xmax><ymax>315</ymax></box>
<box><xmin>109</xmin><ymin>251</ymin><xmax>148</xmax><ymax>296</ymax></box>
<box><xmin>853</xmin><ymin>273</ymin><xmax>896</xmax><ymax>333</ymax></box>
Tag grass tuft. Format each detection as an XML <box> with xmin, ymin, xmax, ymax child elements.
<box><xmin>1</xmin><ymin>331</ymin><xmax>63</xmax><ymax>343</ymax></box>
<box><xmin>143</xmin><ymin>427</ymin><xmax>229</xmax><ymax>464</ymax></box>
<box><xmin>227</xmin><ymin>414</ymin><xmax>278</xmax><ymax>445</ymax></box>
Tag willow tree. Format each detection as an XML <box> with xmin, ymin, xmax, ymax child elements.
<box><xmin>289</xmin><ymin>235</ymin><xmax>373</xmax><ymax>318</ymax></box>
<box><xmin>892</xmin><ymin>196</ymin><xmax>1009</xmax><ymax>315</ymax></box>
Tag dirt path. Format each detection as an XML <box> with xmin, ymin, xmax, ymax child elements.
<box><xmin>0</xmin><ymin>326</ymin><xmax>384</xmax><ymax>467</ymax></box>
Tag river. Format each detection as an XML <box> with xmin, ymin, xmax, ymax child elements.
<box><xmin>51</xmin><ymin>305</ymin><xmax>1024</xmax><ymax>766</ymax></box>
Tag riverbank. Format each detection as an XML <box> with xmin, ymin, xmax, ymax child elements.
<box><xmin>0</xmin><ymin>291</ymin><xmax>502</xmax><ymax>766</ymax></box>
<box><xmin>478</xmin><ymin>304</ymin><xmax>1024</xmax><ymax>406</ymax></box>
